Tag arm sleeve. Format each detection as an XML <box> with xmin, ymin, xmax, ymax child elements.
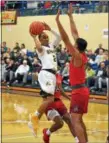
<box><xmin>50</xmin><ymin>29</ymin><xmax>61</xmax><ymax>49</ymax></box>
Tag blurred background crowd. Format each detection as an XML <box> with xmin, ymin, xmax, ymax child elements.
<box><xmin>1</xmin><ymin>1</ymin><xmax>109</xmax><ymax>15</ymax></box>
<box><xmin>1</xmin><ymin>41</ymin><xmax>109</xmax><ymax>95</ymax></box>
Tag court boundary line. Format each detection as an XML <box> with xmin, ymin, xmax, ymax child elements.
<box><xmin>2</xmin><ymin>120</ymin><xmax>108</xmax><ymax>124</ymax></box>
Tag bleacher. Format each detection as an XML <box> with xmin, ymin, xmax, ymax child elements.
<box><xmin>1</xmin><ymin>1</ymin><xmax>109</xmax><ymax>16</ymax></box>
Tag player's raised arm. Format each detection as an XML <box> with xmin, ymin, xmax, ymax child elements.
<box><xmin>30</xmin><ymin>33</ymin><xmax>43</xmax><ymax>53</ymax></box>
<box><xmin>67</xmin><ymin>3</ymin><xmax>79</xmax><ymax>42</ymax></box>
<box><xmin>55</xmin><ymin>9</ymin><xmax>80</xmax><ymax>57</ymax></box>
<box><xmin>43</xmin><ymin>22</ymin><xmax>61</xmax><ymax>48</ymax></box>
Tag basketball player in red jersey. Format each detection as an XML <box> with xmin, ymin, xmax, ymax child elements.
<box><xmin>56</xmin><ymin>4</ymin><xmax>89</xmax><ymax>143</ymax></box>
<box><xmin>43</xmin><ymin>74</ymin><xmax>78</xmax><ymax>143</ymax></box>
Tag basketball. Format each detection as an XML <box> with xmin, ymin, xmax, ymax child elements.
<box><xmin>29</xmin><ymin>21</ymin><xmax>45</xmax><ymax>35</ymax></box>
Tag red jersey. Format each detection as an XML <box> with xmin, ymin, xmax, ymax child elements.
<box><xmin>69</xmin><ymin>53</ymin><xmax>87</xmax><ymax>86</ymax></box>
<box><xmin>54</xmin><ymin>74</ymin><xmax>62</xmax><ymax>99</ymax></box>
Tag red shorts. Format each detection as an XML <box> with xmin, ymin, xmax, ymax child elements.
<box><xmin>70</xmin><ymin>87</ymin><xmax>89</xmax><ymax>114</ymax></box>
<box><xmin>45</xmin><ymin>98</ymin><xmax>67</xmax><ymax>117</ymax></box>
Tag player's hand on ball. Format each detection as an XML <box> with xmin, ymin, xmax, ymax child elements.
<box><xmin>30</xmin><ymin>32</ymin><xmax>36</xmax><ymax>38</ymax></box>
<box><xmin>56</xmin><ymin>9</ymin><xmax>61</xmax><ymax>21</ymax></box>
<box><xmin>67</xmin><ymin>3</ymin><xmax>73</xmax><ymax>17</ymax></box>
<box><xmin>43</xmin><ymin>22</ymin><xmax>51</xmax><ymax>31</ymax></box>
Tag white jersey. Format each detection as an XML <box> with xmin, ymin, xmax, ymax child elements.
<box><xmin>36</xmin><ymin>29</ymin><xmax>61</xmax><ymax>71</ymax></box>
<box><xmin>37</xmin><ymin>46</ymin><xmax>57</xmax><ymax>71</ymax></box>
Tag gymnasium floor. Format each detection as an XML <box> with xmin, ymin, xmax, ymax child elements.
<box><xmin>2</xmin><ymin>93</ymin><xmax>108</xmax><ymax>143</ymax></box>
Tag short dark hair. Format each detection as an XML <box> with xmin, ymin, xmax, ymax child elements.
<box><xmin>76</xmin><ymin>38</ymin><xmax>87</xmax><ymax>52</ymax></box>
<box><xmin>38</xmin><ymin>32</ymin><xmax>45</xmax><ymax>40</ymax></box>
<box><xmin>38</xmin><ymin>34</ymin><xmax>42</xmax><ymax>40</ymax></box>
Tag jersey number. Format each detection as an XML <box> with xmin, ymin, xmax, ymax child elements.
<box><xmin>53</xmin><ymin>55</ymin><xmax>56</xmax><ymax>62</ymax></box>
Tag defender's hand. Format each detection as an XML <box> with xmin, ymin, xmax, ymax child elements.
<box><xmin>67</xmin><ymin>3</ymin><xmax>73</xmax><ymax>17</ymax></box>
<box><xmin>56</xmin><ymin>9</ymin><xmax>61</xmax><ymax>21</ymax></box>
<box><xmin>30</xmin><ymin>32</ymin><xmax>36</xmax><ymax>39</ymax></box>
<box><xmin>43</xmin><ymin>22</ymin><xmax>51</xmax><ymax>31</ymax></box>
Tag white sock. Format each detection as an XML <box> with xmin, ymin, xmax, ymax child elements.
<box><xmin>46</xmin><ymin>129</ymin><xmax>51</xmax><ymax>135</ymax></box>
<box><xmin>75</xmin><ymin>137</ymin><xmax>79</xmax><ymax>143</ymax></box>
<box><xmin>35</xmin><ymin>111</ymin><xmax>40</xmax><ymax>117</ymax></box>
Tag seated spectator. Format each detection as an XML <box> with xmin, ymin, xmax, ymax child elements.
<box><xmin>13</xmin><ymin>42</ymin><xmax>20</xmax><ymax>53</ymax></box>
<box><xmin>94</xmin><ymin>43</ymin><xmax>105</xmax><ymax>55</ymax></box>
<box><xmin>61</xmin><ymin>62</ymin><xmax>69</xmax><ymax>85</ymax></box>
<box><xmin>15</xmin><ymin>52</ymin><xmax>24</xmax><ymax>64</ymax></box>
<box><xmin>21</xmin><ymin>54</ymin><xmax>32</xmax><ymax>67</ymax></box>
<box><xmin>96</xmin><ymin>62</ymin><xmax>106</xmax><ymax>76</ymax></box>
<box><xmin>88</xmin><ymin>58</ymin><xmax>98</xmax><ymax>71</ymax></box>
<box><xmin>9</xmin><ymin>60</ymin><xmax>29</xmax><ymax>86</ymax></box>
<box><xmin>3</xmin><ymin>51</ymin><xmax>10</xmax><ymax>59</ymax></box>
<box><xmin>1</xmin><ymin>59</ymin><xmax>6</xmax><ymax>82</ymax></box>
<box><xmin>1</xmin><ymin>45</ymin><xmax>4</xmax><ymax>55</ymax></box>
<box><xmin>3</xmin><ymin>58</ymin><xmax>11</xmax><ymax>82</ymax></box>
<box><xmin>20</xmin><ymin>43</ymin><xmax>27</xmax><ymax>54</ymax></box>
<box><xmin>31</xmin><ymin>57</ymin><xmax>41</xmax><ymax>85</ymax></box>
<box><xmin>97</xmin><ymin>65</ymin><xmax>109</xmax><ymax>92</ymax></box>
<box><xmin>6</xmin><ymin>59</ymin><xmax>18</xmax><ymax>83</ymax></box>
<box><xmin>86</xmin><ymin>63</ymin><xmax>95</xmax><ymax>87</ymax></box>
<box><xmin>2</xmin><ymin>41</ymin><xmax>8</xmax><ymax>53</ymax></box>
<box><xmin>103</xmin><ymin>53</ymin><xmax>109</xmax><ymax>66</ymax></box>
<box><xmin>57</xmin><ymin>48</ymin><xmax>68</xmax><ymax>71</ymax></box>
<box><xmin>95</xmin><ymin>49</ymin><xmax>104</xmax><ymax>65</ymax></box>
<box><xmin>91</xmin><ymin>62</ymin><xmax>106</xmax><ymax>91</ymax></box>
<box><xmin>87</xmin><ymin>49</ymin><xmax>96</xmax><ymax>61</ymax></box>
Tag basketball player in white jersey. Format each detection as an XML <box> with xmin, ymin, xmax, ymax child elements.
<box><xmin>28</xmin><ymin>22</ymin><xmax>61</xmax><ymax>136</ymax></box>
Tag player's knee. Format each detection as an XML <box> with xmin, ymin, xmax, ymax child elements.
<box><xmin>54</xmin><ymin>116</ymin><xmax>64</xmax><ymax>128</ymax></box>
<box><xmin>65</xmin><ymin>117</ymin><xmax>71</xmax><ymax>125</ymax></box>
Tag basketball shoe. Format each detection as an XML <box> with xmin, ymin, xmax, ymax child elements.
<box><xmin>28</xmin><ymin>114</ymin><xmax>39</xmax><ymax>136</ymax></box>
<box><xmin>43</xmin><ymin>128</ymin><xmax>50</xmax><ymax>143</ymax></box>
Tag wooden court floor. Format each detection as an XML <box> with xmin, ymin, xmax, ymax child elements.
<box><xmin>2</xmin><ymin>93</ymin><xmax>108</xmax><ymax>143</ymax></box>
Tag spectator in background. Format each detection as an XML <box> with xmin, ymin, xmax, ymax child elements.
<box><xmin>95</xmin><ymin>49</ymin><xmax>104</xmax><ymax>65</ymax></box>
<box><xmin>44</xmin><ymin>1</ymin><xmax>52</xmax><ymax>9</ymax></box>
<box><xmin>15</xmin><ymin>52</ymin><xmax>24</xmax><ymax>64</ymax></box>
<box><xmin>13</xmin><ymin>42</ymin><xmax>20</xmax><ymax>53</ymax></box>
<box><xmin>96</xmin><ymin>62</ymin><xmax>106</xmax><ymax>76</ymax></box>
<box><xmin>3</xmin><ymin>58</ymin><xmax>11</xmax><ymax>82</ymax></box>
<box><xmin>95</xmin><ymin>43</ymin><xmax>105</xmax><ymax>55</ymax></box>
<box><xmin>2</xmin><ymin>41</ymin><xmax>8</xmax><ymax>53</ymax></box>
<box><xmin>103</xmin><ymin>53</ymin><xmax>109</xmax><ymax>66</ymax></box>
<box><xmin>1</xmin><ymin>45</ymin><xmax>4</xmax><ymax>55</ymax></box>
<box><xmin>21</xmin><ymin>54</ymin><xmax>32</xmax><ymax>67</ymax></box>
<box><xmin>57</xmin><ymin>48</ymin><xmax>68</xmax><ymax>71</ymax></box>
<box><xmin>31</xmin><ymin>57</ymin><xmax>42</xmax><ymax>85</ymax></box>
<box><xmin>2</xmin><ymin>51</ymin><xmax>10</xmax><ymax>59</ymax></box>
<box><xmin>5</xmin><ymin>59</ymin><xmax>18</xmax><ymax>84</ymax></box>
<box><xmin>61</xmin><ymin>62</ymin><xmax>69</xmax><ymax>85</ymax></box>
<box><xmin>1</xmin><ymin>59</ymin><xmax>6</xmax><ymax>82</ymax></box>
<box><xmin>87</xmin><ymin>49</ymin><xmax>96</xmax><ymax>61</ymax></box>
<box><xmin>9</xmin><ymin>60</ymin><xmax>30</xmax><ymax>86</ymax></box>
<box><xmin>91</xmin><ymin>62</ymin><xmax>106</xmax><ymax>91</ymax></box>
<box><xmin>86</xmin><ymin>63</ymin><xmax>95</xmax><ymax>87</ymax></box>
<box><xmin>97</xmin><ymin>65</ymin><xmax>109</xmax><ymax>91</ymax></box>
<box><xmin>20</xmin><ymin>43</ymin><xmax>27</xmax><ymax>54</ymax></box>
